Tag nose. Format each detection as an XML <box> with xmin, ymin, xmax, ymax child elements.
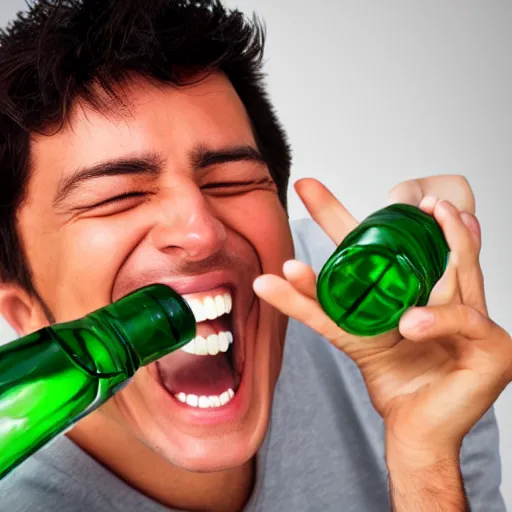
<box><xmin>149</xmin><ymin>182</ymin><xmax>227</xmax><ymax>262</ymax></box>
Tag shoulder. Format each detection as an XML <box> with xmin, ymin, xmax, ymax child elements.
<box><xmin>0</xmin><ymin>457</ymin><xmax>89</xmax><ymax>512</ymax></box>
<box><xmin>0</xmin><ymin>437</ymin><xmax>109</xmax><ymax>512</ymax></box>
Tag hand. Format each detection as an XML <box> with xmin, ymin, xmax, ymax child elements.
<box><xmin>254</xmin><ymin>177</ymin><xmax>512</xmax><ymax>463</ymax></box>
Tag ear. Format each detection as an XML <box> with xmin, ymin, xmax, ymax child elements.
<box><xmin>0</xmin><ymin>284</ymin><xmax>49</xmax><ymax>337</ymax></box>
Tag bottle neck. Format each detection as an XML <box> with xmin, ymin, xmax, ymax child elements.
<box><xmin>49</xmin><ymin>285</ymin><xmax>195</xmax><ymax>376</ymax></box>
<box><xmin>96</xmin><ymin>284</ymin><xmax>196</xmax><ymax>368</ymax></box>
<box><xmin>49</xmin><ymin>315</ymin><xmax>136</xmax><ymax>379</ymax></box>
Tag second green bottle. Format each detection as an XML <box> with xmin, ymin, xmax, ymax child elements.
<box><xmin>317</xmin><ymin>203</ymin><xmax>450</xmax><ymax>337</ymax></box>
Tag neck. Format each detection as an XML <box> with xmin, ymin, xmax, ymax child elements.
<box><xmin>67</xmin><ymin>412</ymin><xmax>255</xmax><ymax>512</ymax></box>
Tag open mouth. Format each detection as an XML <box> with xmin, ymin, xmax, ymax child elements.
<box><xmin>156</xmin><ymin>286</ymin><xmax>242</xmax><ymax>410</ymax></box>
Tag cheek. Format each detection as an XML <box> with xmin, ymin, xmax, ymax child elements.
<box><xmin>213</xmin><ymin>192</ymin><xmax>294</xmax><ymax>275</ymax></box>
<box><xmin>35</xmin><ymin>218</ymin><xmax>150</xmax><ymax>319</ymax></box>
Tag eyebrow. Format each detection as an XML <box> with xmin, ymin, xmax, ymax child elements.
<box><xmin>53</xmin><ymin>152</ymin><xmax>164</xmax><ymax>207</ymax></box>
<box><xmin>53</xmin><ymin>144</ymin><xmax>266</xmax><ymax>208</ymax></box>
<box><xmin>192</xmin><ymin>145</ymin><xmax>266</xmax><ymax>169</ymax></box>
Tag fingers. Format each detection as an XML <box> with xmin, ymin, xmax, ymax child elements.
<box><xmin>294</xmin><ymin>178</ymin><xmax>358</xmax><ymax>245</ymax></box>
<box><xmin>253</xmin><ymin>273</ymin><xmax>350</xmax><ymax>346</ymax></box>
<box><xmin>427</xmin><ymin>254</ymin><xmax>460</xmax><ymax>306</ymax></box>
<box><xmin>430</xmin><ymin>199</ymin><xmax>486</xmax><ymax>314</ymax></box>
<box><xmin>282</xmin><ymin>260</ymin><xmax>317</xmax><ymax>299</ymax></box>
<box><xmin>387</xmin><ymin>179</ymin><xmax>424</xmax><ymax>207</ymax></box>
<box><xmin>460</xmin><ymin>211</ymin><xmax>482</xmax><ymax>247</ymax></box>
<box><xmin>400</xmin><ymin>303</ymin><xmax>512</xmax><ymax>383</ymax></box>
<box><xmin>389</xmin><ymin>175</ymin><xmax>476</xmax><ymax>213</ymax></box>
<box><xmin>418</xmin><ymin>195</ymin><xmax>438</xmax><ymax>214</ymax></box>
<box><xmin>399</xmin><ymin>304</ymin><xmax>492</xmax><ymax>341</ymax></box>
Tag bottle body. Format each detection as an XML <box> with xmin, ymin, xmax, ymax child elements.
<box><xmin>317</xmin><ymin>204</ymin><xmax>449</xmax><ymax>336</ymax></box>
<box><xmin>0</xmin><ymin>284</ymin><xmax>195</xmax><ymax>479</ymax></box>
<box><xmin>0</xmin><ymin>330</ymin><xmax>128</xmax><ymax>478</ymax></box>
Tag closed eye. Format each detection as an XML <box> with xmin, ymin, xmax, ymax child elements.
<box><xmin>201</xmin><ymin>178</ymin><xmax>274</xmax><ymax>189</ymax></box>
<box><xmin>86</xmin><ymin>191</ymin><xmax>147</xmax><ymax>209</ymax></box>
<box><xmin>202</xmin><ymin>181</ymin><xmax>252</xmax><ymax>189</ymax></box>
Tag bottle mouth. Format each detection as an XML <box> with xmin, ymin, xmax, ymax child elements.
<box><xmin>317</xmin><ymin>245</ymin><xmax>423</xmax><ymax>337</ymax></box>
<box><xmin>155</xmin><ymin>294</ymin><xmax>196</xmax><ymax>347</ymax></box>
<box><xmin>119</xmin><ymin>284</ymin><xmax>197</xmax><ymax>368</ymax></box>
<box><xmin>316</xmin><ymin>203</ymin><xmax>449</xmax><ymax>338</ymax></box>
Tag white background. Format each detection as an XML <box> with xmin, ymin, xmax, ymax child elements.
<box><xmin>1</xmin><ymin>0</ymin><xmax>511</xmax><ymax>506</ymax></box>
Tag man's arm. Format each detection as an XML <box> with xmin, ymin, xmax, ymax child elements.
<box><xmin>386</xmin><ymin>405</ymin><xmax>506</xmax><ymax>512</ymax></box>
<box><xmin>387</xmin><ymin>446</ymin><xmax>470</xmax><ymax>511</ymax></box>
<box><xmin>258</xmin><ymin>175</ymin><xmax>510</xmax><ymax>512</ymax></box>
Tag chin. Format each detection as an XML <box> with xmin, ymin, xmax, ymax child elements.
<box><xmin>110</xmin><ymin>270</ymin><xmax>285</xmax><ymax>474</ymax></box>
<box><xmin>142</xmin><ymin>350</ymin><xmax>275</xmax><ymax>474</ymax></box>
<box><xmin>156</xmin><ymin>426</ymin><xmax>266</xmax><ymax>473</ymax></box>
<box><xmin>131</xmin><ymin>275</ymin><xmax>278</xmax><ymax>458</ymax></box>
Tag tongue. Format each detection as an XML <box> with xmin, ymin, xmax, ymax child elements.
<box><xmin>157</xmin><ymin>351</ymin><xmax>237</xmax><ymax>396</ymax></box>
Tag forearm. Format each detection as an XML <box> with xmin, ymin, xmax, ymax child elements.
<box><xmin>387</xmin><ymin>445</ymin><xmax>470</xmax><ymax>512</ymax></box>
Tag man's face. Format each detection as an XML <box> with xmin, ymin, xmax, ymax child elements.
<box><xmin>16</xmin><ymin>73</ymin><xmax>294</xmax><ymax>471</ymax></box>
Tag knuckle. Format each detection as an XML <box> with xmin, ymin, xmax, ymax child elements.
<box><xmin>505</xmin><ymin>337</ymin><xmax>512</xmax><ymax>381</ymax></box>
<box><xmin>458</xmin><ymin>304</ymin><xmax>486</xmax><ymax>336</ymax></box>
<box><xmin>416</xmin><ymin>174</ymin><xmax>476</xmax><ymax>213</ymax></box>
<box><xmin>449</xmin><ymin>225</ymin><xmax>479</xmax><ymax>265</ymax></box>
<box><xmin>451</xmin><ymin>245</ymin><xmax>477</xmax><ymax>270</ymax></box>
<box><xmin>492</xmin><ymin>329</ymin><xmax>512</xmax><ymax>380</ymax></box>
<box><xmin>452</xmin><ymin>175</ymin><xmax>476</xmax><ymax>213</ymax></box>
<box><xmin>387</xmin><ymin>179</ymin><xmax>423</xmax><ymax>205</ymax></box>
<box><xmin>452</xmin><ymin>174</ymin><xmax>472</xmax><ymax>190</ymax></box>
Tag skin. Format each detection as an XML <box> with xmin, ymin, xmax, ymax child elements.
<box><xmin>0</xmin><ymin>70</ymin><xmax>509</xmax><ymax>511</ymax></box>
<box><xmin>255</xmin><ymin>180</ymin><xmax>512</xmax><ymax>511</ymax></box>
<box><xmin>2</xmin><ymin>73</ymin><xmax>294</xmax><ymax>511</ymax></box>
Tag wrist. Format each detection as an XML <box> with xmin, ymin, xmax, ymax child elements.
<box><xmin>385</xmin><ymin>425</ymin><xmax>462</xmax><ymax>471</ymax></box>
<box><xmin>386</xmin><ymin>440</ymin><xmax>461</xmax><ymax>472</ymax></box>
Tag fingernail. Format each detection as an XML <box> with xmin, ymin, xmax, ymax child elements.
<box><xmin>420</xmin><ymin>196</ymin><xmax>437</xmax><ymax>210</ymax></box>
<box><xmin>253</xmin><ymin>276</ymin><xmax>265</xmax><ymax>293</ymax></box>
<box><xmin>439</xmin><ymin>200</ymin><xmax>456</xmax><ymax>213</ymax></box>
<box><xmin>283</xmin><ymin>260</ymin><xmax>296</xmax><ymax>272</ymax></box>
<box><xmin>401</xmin><ymin>310</ymin><xmax>435</xmax><ymax>332</ymax></box>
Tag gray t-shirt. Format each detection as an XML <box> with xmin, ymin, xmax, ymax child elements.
<box><xmin>0</xmin><ymin>219</ymin><xmax>506</xmax><ymax>512</ymax></box>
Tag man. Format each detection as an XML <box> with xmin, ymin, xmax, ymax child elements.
<box><xmin>0</xmin><ymin>1</ymin><xmax>509</xmax><ymax>511</ymax></box>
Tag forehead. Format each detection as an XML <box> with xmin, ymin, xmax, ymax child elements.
<box><xmin>28</xmin><ymin>72</ymin><xmax>255</xmax><ymax>194</ymax></box>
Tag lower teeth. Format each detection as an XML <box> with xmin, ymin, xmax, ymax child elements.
<box><xmin>175</xmin><ymin>388</ymin><xmax>235</xmax><ymax>408</ymax></box>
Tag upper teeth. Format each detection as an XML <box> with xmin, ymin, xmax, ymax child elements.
<box><xmin>185</xmin><ymin>292</ymin><xmax>232</xmax><ymax>323</ymax></box>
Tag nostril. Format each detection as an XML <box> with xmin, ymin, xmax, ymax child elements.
<box><xmin>184</xmin><ymin>210</ymin><xmax>226</xmax><ymax>243</ymax></box>
<box><xmin>149</xmin><ymin>201</ymin><xmax>226</xmax><ymax>260</ymax></box>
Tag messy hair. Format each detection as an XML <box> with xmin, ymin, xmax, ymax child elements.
<box><xmin>0</xmin><ymin>0</ymin><xmax>291</xmax><ymax>297</ymax></box>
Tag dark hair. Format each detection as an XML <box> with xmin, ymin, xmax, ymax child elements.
<box><xmin>0</xmin><ymin>0</ymin><xmax>291</xmax><ymax>297</ymax></box>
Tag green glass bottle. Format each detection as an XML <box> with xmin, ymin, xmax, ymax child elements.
<box><xmin>317</xmin><ymin>204</ymin><xmax>449</xmax><ymax>337</ymax></box>
<box><xmin>0</xmin><ymin>284</ymin><xmax>195</xmax><ymax>480</ymax></box>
